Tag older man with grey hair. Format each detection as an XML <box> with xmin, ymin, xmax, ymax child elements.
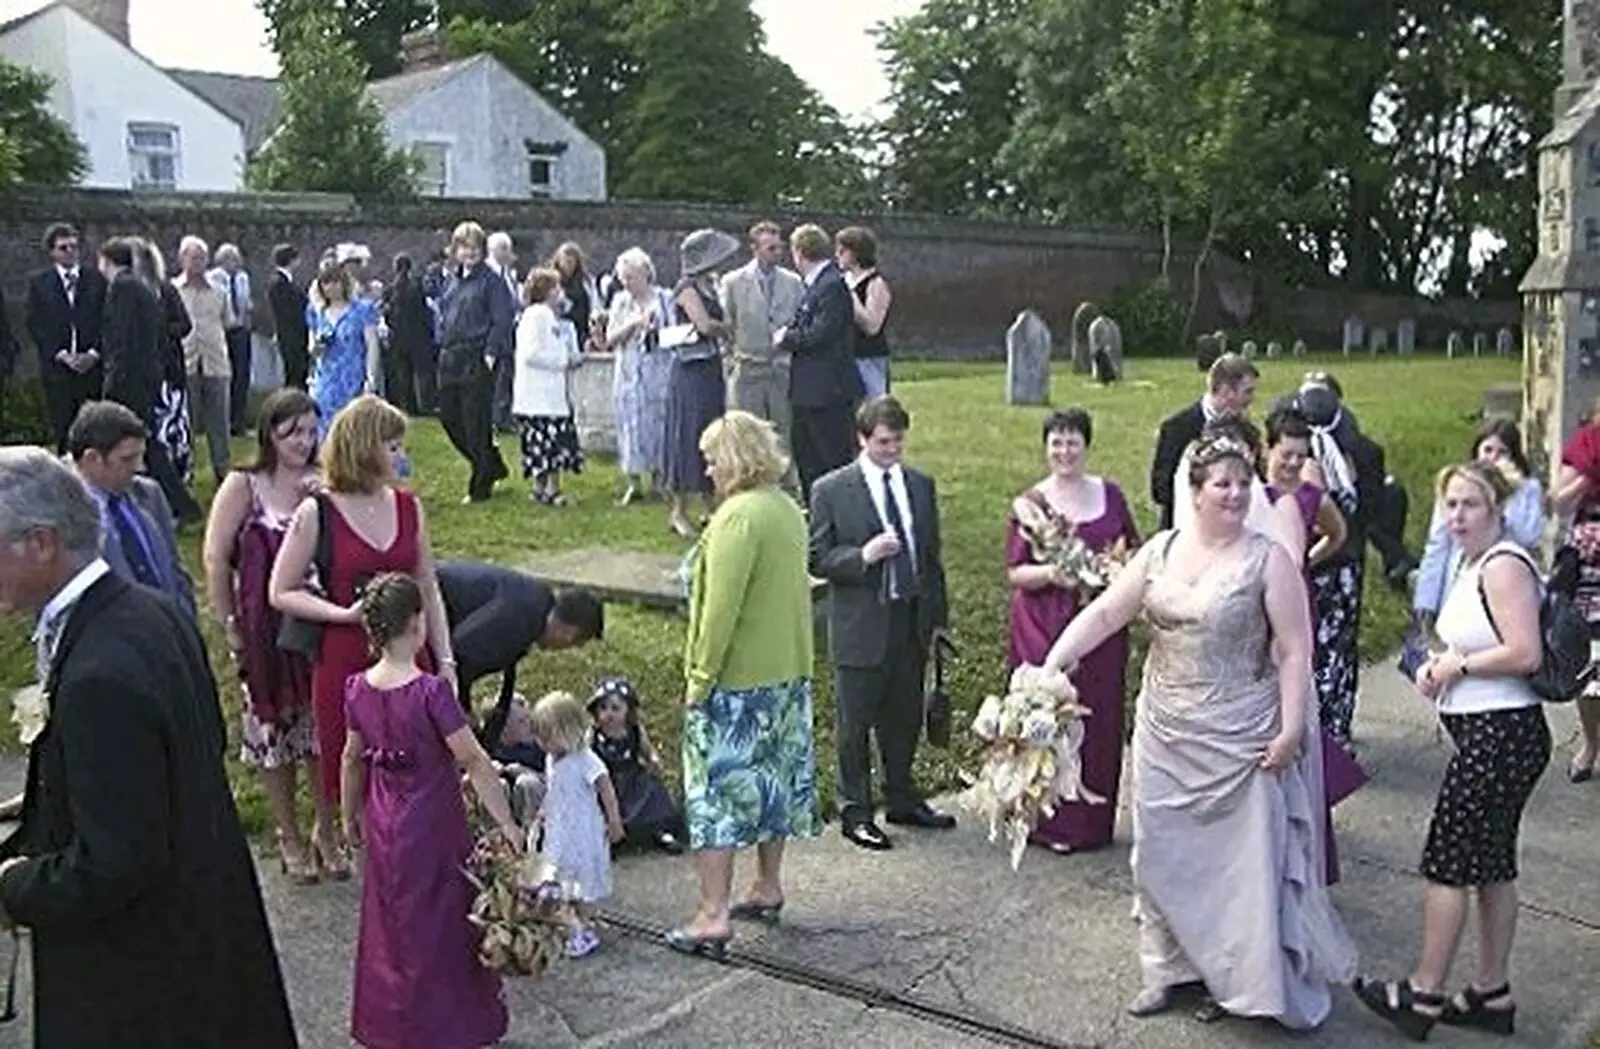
<box><xmin>486</xmin><ymin>231</ymin><xmax>520</xmax><ymax>431</ymax></box>
<box><xmin>0</xmin><ymin>448</ymin><xmax>297</xmax><ymax>1046</ymax></box>
<box><xmin>177</xmin><ymin>235</ymin><xmax>233</xmax><ymax>482</ymax></box>
<box><xmin>207</xmin><ymin>242</ymin><xmax>253</xmax><ymax>435</ymax></box>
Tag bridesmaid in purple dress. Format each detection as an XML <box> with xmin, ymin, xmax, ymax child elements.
<box><xmin>1263</xmin><ymin>406</ymin><xmax>1367</xmax><ymax>884</ymax></box>
<box><xmin>1006</xmin><ymin>409</ymin><xmax>1140</xmax><ymax>853</ymax></box>
<box><xmin>342</xmin><ymin>573</ymin><xmax>523</xmax><ymax>1049</ymax></box>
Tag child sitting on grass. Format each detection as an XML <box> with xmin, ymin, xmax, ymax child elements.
<box><xmin>588</xmin><ymin>677</ymin><xmax>685</xmax><ymax>854</ymax></box>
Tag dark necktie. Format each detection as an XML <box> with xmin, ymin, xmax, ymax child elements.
<box><xmin>108</xmin><ymin>493</ymin><xmax>164</xmax><ymax>592</ymax></box>
<box><xmin>63</xmin><ymin>270</ymin><xmax>76</xmax><ymax>301</ymax></box>
<box><xmin>881</xmin><ymin>469</ymin><xmax>919</xmax><ymax>601</ymax></box>
<box><xmin>759</xmin><ymin>267</ymin><xmax>774</xmax><ymax>302</ymax></box>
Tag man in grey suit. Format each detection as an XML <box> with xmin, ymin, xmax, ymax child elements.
<box><xmin>66</xmin><ymin>400</ymin><xmax>195</xmax><ymax>620</ymax></box>
<box><xmin>720</xmin><ymin>221</ymin><xmax>804</xmax><ymax>431</ymax></box>
<box><xmin>809</xmin><ymin>395</ymin><xmax>954</xmax><ymax>851</ymax></box>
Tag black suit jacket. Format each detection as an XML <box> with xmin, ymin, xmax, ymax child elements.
<box><xmin>0</xmin><ymin>573</ymin><xmax>296</xmax><ymax>1048</ymax></box>
<box><xmin>24</xmin><ymin>265</ymin><xmax>107</xmax><ymax>375</ymax></box>
<box><xmin>268</xmin><ymin>270</ymin><xmax>309</xmax><ymax>372</ymax></box>
<box><xmin>100</xmin><ymin>269</ymin><xmax>164</xmax><ymax>417</ymax></box>
<box><xmin>809</xmin><ymin>460</ymin><xmax>947</xmax><ymax>668</ymax></box>
<box><xmin>1150</xmin><ymin>399</ymin><xmax>1206</xmax><ymax>529</ymax></box>
<box><xmin>781</xmin><ymin>261</ymin><xmax>862</xmax><ymax>409</ymax></box>
<box><xmin>438</xmin><ymin>559</ymin><xmax>553</xmax><ymax>672</ymax></box>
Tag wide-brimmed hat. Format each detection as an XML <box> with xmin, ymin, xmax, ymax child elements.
<box><xmin>587</xmin><ymin>676</ymin><xmax>640</xmax><ymax>715</ymax></box>
<box><xmin>680</xmin><ymin>229</ymin><xmax>740</xmax><ymax>277</ymax></box>
<box><xmin>335</xmin><ymin>242</ymin><xmax>372</xmax><ymax>265</ymax></box>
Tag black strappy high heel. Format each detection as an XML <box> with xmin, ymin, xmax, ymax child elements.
<box><xmin>1353</xmin><ymin>977</ymin><xmax>1445</xmax><ymax>1042</ymax></box>
<box><xmin>1440</xmin><ymin>983</ymin><xmax>1516</xmax><ymax>1036</ymax></box>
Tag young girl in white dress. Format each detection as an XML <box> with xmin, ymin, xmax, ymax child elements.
<box><xmin>529</xmin><ymin>690</ymin><xmax>625</xmax><ymax>958</ymax></box>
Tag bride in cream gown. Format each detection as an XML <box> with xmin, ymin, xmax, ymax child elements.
<box><xmin>1046</xmin><ymin>427</ymin><xmax>1357</xmax><ymax>1028</ymax></box>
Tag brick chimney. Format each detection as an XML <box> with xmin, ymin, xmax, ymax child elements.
<box><xmin>398</xmin><ymin>28</ymin><xmax>446</xmax><ymax>74</ymax></box>
<box><xmin>64</xmin><ymin>0</ymin><xmax>131</xmax><ymax>47</ymax></box>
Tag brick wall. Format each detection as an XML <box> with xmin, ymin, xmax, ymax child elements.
<box><xmin>0</xmin><ymin>186</ymin><xmax>1518</xmax><ymax>374</ymax></box>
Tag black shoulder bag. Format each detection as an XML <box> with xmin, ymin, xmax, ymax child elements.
<box><xmin>277</xmin><ymin>493</ymin><xmax>334</xmax><ymax>657</ymax></box>
<box><xmin>1477</xmin><ymin>545</ymin><xmax>1593</xmax><ymax>703</ymax></box>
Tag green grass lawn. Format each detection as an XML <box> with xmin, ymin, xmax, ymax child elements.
<box><xmin>0</xmin><ymin>354</ymin><xmax>1518</xmax><ymax>839</ymax></box>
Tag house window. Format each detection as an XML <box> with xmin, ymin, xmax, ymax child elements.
<box><xmin>412</xmin><ymin>142</ymin><xmax>450</xmax><ymax>197</ymax></box>
<box><xmin>127</xmin><ymin>123</ymin><xmax>180</xmax><ymax>190</ymax></box>
<box><xmin>525</xmin><ymin>139</ymin><xmax>567</xmax><ymax>198</ymax></box>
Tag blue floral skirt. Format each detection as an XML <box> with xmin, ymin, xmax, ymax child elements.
<box><xmin>683</xmin><ymin>678</ymin><xmax>819</xmax><ymax>851</ymax></box>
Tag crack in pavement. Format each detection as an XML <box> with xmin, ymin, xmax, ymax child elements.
<box><xmin>575</xmin><ymin>970</ymin><xmax>758</xmax><ymax>1048</ymax></box>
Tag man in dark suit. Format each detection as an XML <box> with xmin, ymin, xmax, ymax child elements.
<box><xmin>780</xmin><ymin>223</ymin><xmax>864</xmax><ymax>501</ymax></box>
<box><xmin>810</xmin><ymin>395</ymin><xmax>954</xmax><ymax>851</ymax></box>
<box><xmin>25</xmin><ymin>223</ymin><xmax>108</xmax><ymax>453</ymax></box>
<box><xmin>0</xmin><ymin>446</ymin><xmax>297</xmax><ymax>1048</ymax></box>
<box><xmin>96</xmin><ymin>237</ymin><xmax>164</xmax><ymax>427</ymax></box>
<box><xmin>1148</xmin><ymin>352</ymin><xmax>1259</xmax><ymax>529</ymax></box>
<box><xmin>66</xmin><ymin>400</ymin><xmax>195</xmax><ymax>619</ymax></box>
<box><xmin>268</xmin><ymin>243</ymin><xmax>310</xmax><ymax>390</ymax></box>
<box><xmin>436</xmin><ymin>559</ymin><xmax>604</xmax><ymax>745</ymax></box>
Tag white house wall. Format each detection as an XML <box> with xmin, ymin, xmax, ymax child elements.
<box><xmin>385</xmin><ymin>60</ymin><xmax>606</xmax><ymax>202</ymax></box>
<box><xmin>0</xmin><ymin>6</ymin><xmax>244</xmax><ymax>191</ymax></box>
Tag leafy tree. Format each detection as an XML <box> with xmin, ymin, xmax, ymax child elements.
<box><xmin>248</xmin><ymin>0</ymin><xmax>417</xmax><ymax>200</ymax></box>
<box><xmin>0</xmin><ymin>59</ymin><xmax>86</xmax><ymax>191</ymax></box>
<box><xmin>258</xmin><ymin>0</ymin><xmax>434</xmax><ymax>79</ymax></box>
<box><xmin>873</xmin><ymin>0</ymin><xmax>1025</xmax><ymax>216</ymax></box>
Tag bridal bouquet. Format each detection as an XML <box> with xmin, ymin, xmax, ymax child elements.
<box><xmin>963</xmin><ymin>664</ymin><xmax>1103</xmax><ymax>870</ymax></box>
<box><xmin>1013</xmin><ymin>495</ymin><xmax>1131</xmax><ymax>595</ymax></box>
<box><xmin>462</xmin><ymin>799</ymin><xmax>576</xmax><ymax>978</ymax></box>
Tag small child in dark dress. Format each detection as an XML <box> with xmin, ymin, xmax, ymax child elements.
<box><xmin>588</xmin><ymin>677</ymin><xmax>685</xmax><ymax>854</ymax></box>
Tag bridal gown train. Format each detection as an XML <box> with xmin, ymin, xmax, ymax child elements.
<box><xmin>1131</xmin><ymin>531</ymin><xmax>1358</xmax><ymax>1029</ymax></box>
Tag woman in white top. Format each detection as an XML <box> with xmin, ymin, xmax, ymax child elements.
<box><xmin>512</xmin><ymin>267</ymin><xmax>585</xmax><ymax>506</ymax></box>
<box><xmin>1353</xmin><ymin>461</ymin><xmax>1550</xmax><ymax>1041</ymax></box>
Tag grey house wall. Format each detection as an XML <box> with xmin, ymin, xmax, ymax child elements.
<box><xmin>384</xmin><ymin>60</ymin><xmax>607</xmax><ymax>202</ymax></box>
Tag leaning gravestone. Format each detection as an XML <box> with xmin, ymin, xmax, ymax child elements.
<box><xmin>1196</xmin><ymin>332</ymin><xmax>1223</xmax><ymax>371</ymax></box>
<box><xmin>1473</xmin><ymin>332</ymin><xmax>1488</xmax><ymax>357</ymax></box>
<box><xmin>1292</xmin><ymin>339</ymin><xmax>1308</xmax><ymax>357</ymax></box>
<box><xmin>1447</xmin><ymin>331</ymin><xmax>1464</xmax><ymax>358</ymax></box>
<box><xmin>1088</xmin><ymin>315</ymin><xmax>1123</xmax><ymax>383</ymax></box>
<box><xmin>1266</xmin><ymin>340</ymin><xmax>1283</xmax><ymax>359</ymax></box>
<box><xmin>1342</xmin><ymin>315</ymin><xmax>1364</xmax><ymax>356</ymax></box>
<box><xmin>1397</xmin><ymin>319</ymin><xmax>1416</xmax><ymax>355</ymax></box>
<box><xmin>1006</xmin><ymin>310</ymin><xmax>1052</xmax><ymax>405</ymax></box>
<box><xmin>1368</xmin><ymin>327</ymin><xmax>1389</xmax><ymax>355</ymax></box>
<box><xmin>1069</xmin><ymin>302</ymin><xmax>1098</xmax><ymax>375</ymax></box>
<box><xmin>1496</xmin><ymin>327</ymin><xmax>1515</xmax><ymax>357</ymax></box>
<box><xmin>1241</xmin><ymin>339</ymin><xmax>1258</xmax><ymax>359</ymax></box>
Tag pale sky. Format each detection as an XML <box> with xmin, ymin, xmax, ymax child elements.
<box><xmin>0</xmin><ymin>0</ymin><xmax>923</xmax><ymax>120</ymax></box>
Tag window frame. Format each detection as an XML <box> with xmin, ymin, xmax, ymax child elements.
<box><xmin>126</xmin><ymin>121</ymin><xmax>181</xmax><ymax>190</ymax></box>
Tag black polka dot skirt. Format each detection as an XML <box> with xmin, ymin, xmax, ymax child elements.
<box><xmin>516</xmin><ymin>414</ymin><xmax>584</xmax><ymax>479</ymax></box>
<box><xmin>1419</xmin><ymin>705</ymin><xmax>1551</xmax><ymax>887</ymax></box>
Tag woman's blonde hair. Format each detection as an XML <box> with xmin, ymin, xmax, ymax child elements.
<box><xmin>699</xmin><ymin>410</ymin><xmax>788</xmax><ymax>494</ymax></box>
<box><xmin>522</xmin><ymin>266</ymin><xmax>563</xmax><ymax>307</ymax></box>
<box><xmin>451</xmin><ymin>221</ymin><xmax>487</xmax><ymax>252</ymax></box>
<box><xmin>322</xmin><ymin>395</ymin><xmax>408</xmax><ymax>493</ymax></box>
<box><xmin>614</xmin><ymin>246</ymin><xmax>655</xmax><ymax>284</ymax></box>
<box><xmin>529</xmin><ymin>690</ymin><xmax>589</xmax><ymax>754</ymax></box>
<box><xmin>311</xmin><ymin>257</ymin><xmax>357</xmax><ymax>310</ymax></box>
<box><xmin>1435</xmin><ymin>459</ymin><xmax>1514</xmax><ymax>509</ymax></box>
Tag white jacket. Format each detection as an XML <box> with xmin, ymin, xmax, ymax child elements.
<box><xmin>513</xmin><ymin>303</ymin><xmax>582</xmax><ymax>418</ymax></box>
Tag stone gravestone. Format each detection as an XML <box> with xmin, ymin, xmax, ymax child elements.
<box><xmin>1292</xmin><ymin>339</ymin><xmax>1308</xmax><ymax>357</ymax></box>
<box><xmin>1342</xmin><ymin>315</ymin><xmax>1364</xmax><ymax>356</ymax></box>
<box><xmin>1447</xmin><ymin>331</ymin><xmax>1464</xmax><ymax>358</ymax></box>
<box><xmin>1087</xmin><ymin>315</ymin><xmax>1123</xmax><ymax>383</ymax></box>
<box><xmin>1214</xmin><ymin>330</ymin><xmax>1229</xmax><ymax>355</ymax></box>
<box><xmin>1069</xmin><ymin>302</ymin><xmax>1098</xmax><ymax>375</ymax></box>
<box><xmin>1473</xmin><ymin>332</ymin><xmax>1488</xmax><ymax>357</ymax></box>
<box><xmin>1497</xmin><ymin>327</ymin><xmax>1515</xmax><ymax>357</ymax></box>
<box><xmin>1368</xmin><ymin>327</ymin><xmax>1389</xmax><ymax>355</ymax></box>
<box><xmin>1241</xmin><ymin>339</ymin><xmax>1258</xmax><ymax>359</ymax></box>
<box><xmin>1266</xmin><ymin>340</ymin><xmax>1283</xmax><ymax>359</ymax></box>
<box><xmin>1397</xmin><ymin>319</ymin><xmax>1416</xmax><ymax>355</ymax></box>
<box><xmin>1006</xmin><ymin>310</ymin><xmax>1052</xmax><ymax>405</ymax></box>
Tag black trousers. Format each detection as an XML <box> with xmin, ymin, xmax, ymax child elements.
<box><xmin>381</xmin><ymin>348</ymin><xmax>416</xmax><ymax>415</ymax></box>
<box><xmin>1370</xmin><ymin>476</ymin><xmax>1413</xmax><ymax>576</ymax></box>
<box><xmin>226</xmin><ymin>327</ymin><xmax>252</xmax><ymax>432</ymax></box>
<box><xmin>792</xmin><ymin>403</ymin><xmax>855</xmax><ymax>504</ymax></box>
<box><xmin>438</xmin><ymin>369</ymin><xmax>506</xmax><ymax>501</ymax></box>
<box><xmin>281</xmin><ymin>344</ymin><xmax>309</xmax><ymax>392</ymax></box>
<box><xmin>834</xmin><ymin>600</ymin><xmax>926</xmax><ymax>820</ymax></box>
<box><xmin>43</xmin><ymin>365</ymin><xmax>102</xmax><ymax>453</ymax></box>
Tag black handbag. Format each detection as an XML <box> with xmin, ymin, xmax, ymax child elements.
<box><xmin>1478</xmin><ymin>546</ymin><xmax>1594</xmax><ymax>703</ymax></box>
<box><xmin>925</xmin><ymin>634</ymin><xmax>956</xmax><ymax>748</ymax></box>
<box><xmin>276</xmin><ymin>493</ymin><xmax>334</xmax><ymax>657</ymax></box>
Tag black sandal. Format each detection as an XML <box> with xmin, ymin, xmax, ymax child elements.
<box><xmin>1440</xmin><ymin>983</ymin><xmax>1515</xmax><ymax>1036</ymax></box>
<box><xmin>1353</xmin><ymin>977</ymin><xmax>1444</xmax><ymax>1041</ymax></box>
<box><xmin>1193</xmin><ymin>995</ymin><xmax>1227</xmax><ymax>1023</ymax></box>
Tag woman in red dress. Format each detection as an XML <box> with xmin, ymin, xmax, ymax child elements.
<box><xmin>1005</xmin><ymin>408</ymin><xmax>1139</xmax><ymax>853</ymax></box>
<box><xmin>271</xmin><ymin>394</ymin><xmax>456</xmax><ymax>876</ymax></box>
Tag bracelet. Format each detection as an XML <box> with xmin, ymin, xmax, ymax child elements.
<box><xmin>439</xmin><ymin>657</ymin><xmax>457</xmax><ymax>668</ymax></box>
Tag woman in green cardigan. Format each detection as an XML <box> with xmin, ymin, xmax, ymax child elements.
<box><xmin>667</xmin><ymin>410</ymin><xmax>819</xmax><ymax>956</ymax></box>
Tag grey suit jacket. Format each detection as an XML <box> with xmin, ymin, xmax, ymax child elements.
<box><xmin>720</xmin><ymin>261</ymin><xmax>803</xmax><ymax>364</ymax></box>
<box><xmin>98</xmin><ymin>474</ymin><xmax>196</xmax><ymax>621</ymax></box>
<box><xmin>809</xmin><ymin>460</ymin><xmax>947</xmax><ymax>668</ymax></box>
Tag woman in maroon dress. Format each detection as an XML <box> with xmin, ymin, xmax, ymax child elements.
<box><xmin>1006</xmin><ymin>408</ymin><xmax>1139</xmax><ymax>853</ymax></box>
<box><xmin>271</xmin><ymin>395</ymin><xmax>456</xmax><ymax>875</ymax></box>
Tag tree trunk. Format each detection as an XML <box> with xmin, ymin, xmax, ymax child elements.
<box><xmin>1182</xmin><ymin>206</ymin><xmax>1222</xmax><ymax>345</ymax></box>
<box><xmin>1160</xmin><ymin>206</ymin><xmax>1174</xmax><ymax>282</ymax></box>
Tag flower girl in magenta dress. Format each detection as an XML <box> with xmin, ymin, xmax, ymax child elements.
<box><xmin>340</xmin><ymin>572</ymin><xmax>522</xmax><ymax>1049</ymax></box>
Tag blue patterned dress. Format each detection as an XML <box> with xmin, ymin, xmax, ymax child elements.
<box><xmin>308</xmin><ymin>298</ymin><xmax>375</xmax><ymax>437</ymax></box>
<box><xmin>607</xmin><ymin>288</ymin><xmax>673</xmax><ymax>476</ymax></box>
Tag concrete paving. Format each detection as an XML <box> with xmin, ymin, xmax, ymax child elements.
<box><xmin>0</xmin><ymin>662</ymin><xmax>1597</xmax><ymax>1048</ymax></box>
